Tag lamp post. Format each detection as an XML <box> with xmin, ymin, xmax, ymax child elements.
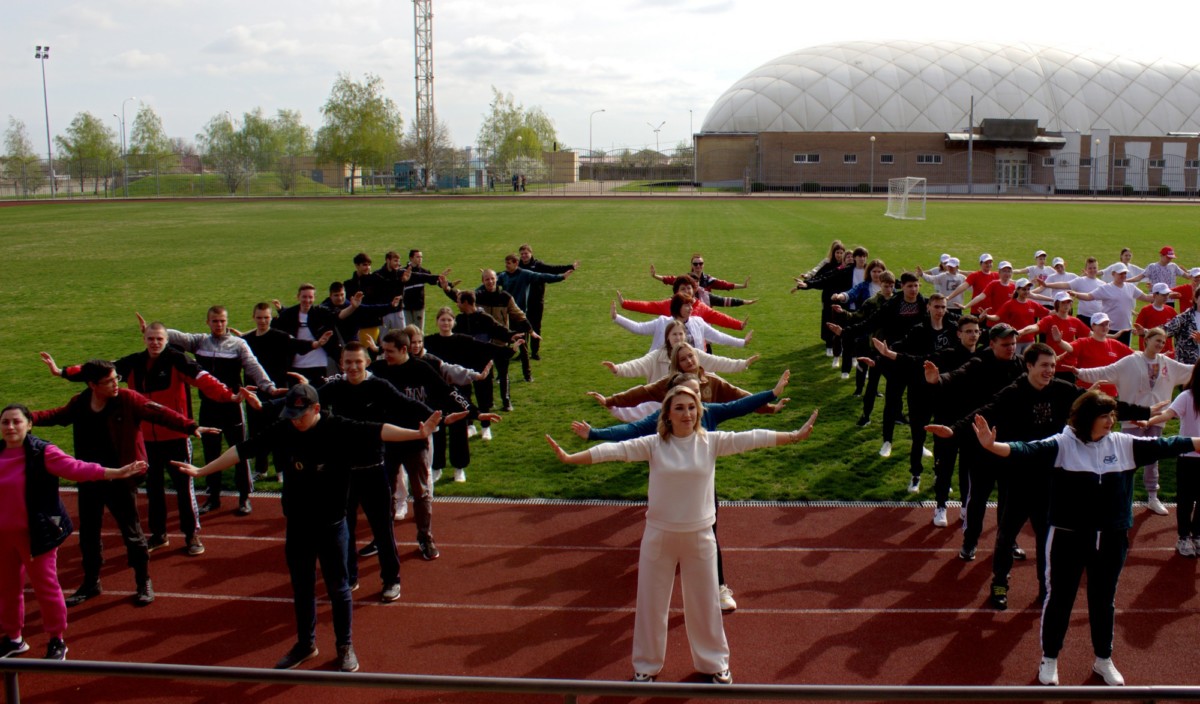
<box><xmin>120</xmin><ymin>97</ymin><xmax>138</xmax><ymax>197</ymax></box>
<box><xmin>34</xmin><ymin>45</ymin><xmax>55</xmax><ymax>198</ymax></box>
<box><xmin>1094</xmin><ymin>138</ymin><xmax>1101</xmax><ymax>197</ymax></box>
<box><xmin>647</xmin><ymin>121</ymin><xmax>665</xmax><ymax>155</ymax></box>
<box><xmin>869</xmin><ymin>135</ymin><xmax>876</xmax><ymax>195</ymax></box>
<box><xmin>589</xmin><ymin>109</ymin><xmax>605</xmax><ymax>180</ymax></box>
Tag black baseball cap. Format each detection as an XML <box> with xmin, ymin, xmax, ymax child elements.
<box><xmin>280</xmin><ymin>384</ymin><xmax>319</xmax><ymax>419</ymax></box>
<box><xmin>989</xmin><ymin>323</ymin><xmax>1018</xmax><ymax>339</ymax></box>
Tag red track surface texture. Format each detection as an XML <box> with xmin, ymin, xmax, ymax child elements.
<box><xmin>13</xmin><ymin>496</ymin><xmax>1200</xmax><ymax>703</ymax></box>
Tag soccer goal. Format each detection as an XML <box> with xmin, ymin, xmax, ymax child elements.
<box><xmin>885</xmin><ymin>177</ymin><xmax>926</xmax><ymax>220</ymax></box>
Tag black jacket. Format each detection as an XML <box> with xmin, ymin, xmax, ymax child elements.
<box><xmin>22</xmin><ymin>435</ymin><xmax>75</xmax><ymax>556</ymax></box>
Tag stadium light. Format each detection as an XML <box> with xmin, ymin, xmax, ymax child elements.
<box><xmin>869</xmin><ymin>136</ymin><xmax>876</xmax><ymax>195</ymax></box>
<box><xmin>121</xmin><ymin>97</ymin><xmax>138</xmax><ymax>197</ymax></box>
<box><xmin>1093</xmin><ymin>138</ymin><xmax>1101</xmax><ymax>197</ymax></box>
<box><xmin>35</xmin><ymin>45</ymin><xmax>55</xmax><ymax>198</ymax></box>
<box><xmin>647</xmin><ymin>121</ymin><xmax>665</xmax><ymax>155</ymax></box>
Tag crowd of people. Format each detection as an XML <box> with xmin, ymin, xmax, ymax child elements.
<box><xmin>795</xmin><ymin>240</ymin><xmax>1200</xmax><ymax>686</ymax></box>
<box><xmin>4</xmin><ymin>238</ymin><xmax>1200</xmax><ymax>690</ymax></box>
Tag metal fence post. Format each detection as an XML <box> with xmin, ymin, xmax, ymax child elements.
<box><xmin>4</xmin><ymin>671</ymin><xmax>19</xmax><ymax>704</ymax></box>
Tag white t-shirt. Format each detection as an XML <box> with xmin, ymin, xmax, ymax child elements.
<box><xmin>1044</xmin><ymin>271</ymin><xmax>1078</xmax><ymax>285</ymax></box>
<box><xmin>1169</xmin><ymin>390</ymin><xmax>1200</xmax><ymax>458</ymax></box>
<box><xmin>924</xmin><ymin>271</ymin><xmax>966</xmax><ymax>307</ymax></box>
<box><xmin>1101</xmin><ymin>261</ymin><xmax>1145</xmax><ymax>282</ymax></box>
<box><xmin>291</xmin><ymin>311</ymin><xmax>330</xmax><ymax>368</ymax></box>
<box><xmin>1067</xmin><ymin>276</ymin><xmax>1105</xmax><ymax>317</ymax></box>
<box><xmin>1090</xmin><ymin>282</ymin><xmax>1142</xmax><ymax>328</ymax></box>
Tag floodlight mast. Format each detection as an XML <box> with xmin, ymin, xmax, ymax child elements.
<box><xmin>414</xmin><ymin>0</ymin><xmax>434</xmax><ymax>190</ymax></box>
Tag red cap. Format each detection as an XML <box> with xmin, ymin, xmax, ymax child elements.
<box><xmin>1161</xmin><ymin>246</ymin><xmax>1176</xmax><ymax>258</ymax></box>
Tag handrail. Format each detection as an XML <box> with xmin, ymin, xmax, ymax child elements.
<box><xmin>2</xmin><ymin>659</ymin><xmax>1200</xmax><ymax>703</ymax></box>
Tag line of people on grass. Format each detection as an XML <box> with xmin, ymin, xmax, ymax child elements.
<box><xmin>795</xmin><ymin>239</ymin><xmax>1200</xmax><ymax>686</ymax></box>
<box><xmin>1</xmin><ymin>245</ymin><xmax>578</xmax><ymax>673</ymax></box>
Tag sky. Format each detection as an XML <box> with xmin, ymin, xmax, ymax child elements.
<box><xmin>6</xmin><ymin>0</ymin><xmax>1200</xmax><ymax>157</ymax></box>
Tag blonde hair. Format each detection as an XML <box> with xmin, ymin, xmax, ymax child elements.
<box><xmin>1144</xmin><ymin>327</ymin><xmax>1167</xmax><ymax>344</ymax></box>
<box><xmin>668</xmin><ymin>343</ymin><xmax>706</xmax><ymax>379</ymax></box>
<box><xmin>657</xmin><ymin>385</ymin><xmax>703</xmax><ymax>440</ymax></box>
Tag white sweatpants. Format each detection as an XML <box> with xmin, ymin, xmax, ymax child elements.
<box><xmin>632</xmin><ymin>525</ymin><xmax>729</xmax><ymax>676</ymax></box>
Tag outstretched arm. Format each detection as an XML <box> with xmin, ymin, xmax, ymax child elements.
<box><xmin>545</xmin><ymin>435</ymin><xmax>594</xmax><ymax>465</ymax></box>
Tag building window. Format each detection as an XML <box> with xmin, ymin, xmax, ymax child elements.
<box><xmin>1042</xmin><ymin>157</ymin><xmax>1055</xmax><ymax>167</ymax></box>
<box><xmin>916</xmin><ymin>154</ymin><xmax>942</xmax><ymax>165</ymax></box>
<box><xmin>1187</xmin><ymin>160</ymin><xmax>1200</xmax><ymax>169</ymax></box>
<box><xmin>1149</xmin><ymin>159</ymin><xmax>1166</xmax><ymax>168</ymax></box>
<box><xmin>1114</xmin><ymin>158</ymin><xmax>1130</xmax><ymax>168</ymax></box>
<box><xmin>793</xmin><ymin>153</ymin><xmax>820</xmax><ymax>164</ymax></box>
<box><xmin>880</xmin><ymin>154</ymin><xmax>894</xmax><ymax>164</ymax></box>
<box><xmin>843</xmin><ymin>154</ymin><xmax>857</xmax><ymax>164</ymax></box>
<box><xmin>1080</xmin><ymin>158</ymin><xmax>1092</xmax><ymax>166</ymax></box>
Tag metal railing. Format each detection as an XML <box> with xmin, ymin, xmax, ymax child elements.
<box><xmin>2</xmin><ymin>659</ymin><xmax>1200</xmax><ymax>703</ymax></box>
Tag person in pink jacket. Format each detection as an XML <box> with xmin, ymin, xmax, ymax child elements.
<box><xmin>0</xmin><ymin>404</ymin><xmax>146</xmax><ymax>661</ymax></box>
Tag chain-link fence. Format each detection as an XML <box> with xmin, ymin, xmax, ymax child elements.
<box><xmin>4</xmin><ymin>147</ymin><xmax>1198</xmax><ymax>199</ymax></box>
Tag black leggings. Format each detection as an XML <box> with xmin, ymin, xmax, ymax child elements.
<box><xmin>1177</xmin><ymin>456</ymin><xmax>1200</xmax><ymax>538</ymax></box>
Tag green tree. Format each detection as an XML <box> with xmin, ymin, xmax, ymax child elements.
<box><xmin>314</xmin><ymin>73</ymin><xmax>404</xmax><ymax>194</ymax></box>
<box><xmin>476</xmin><ymin>87</ymin><xmax>559</xmax><ymax>174</ymax></box>
<box><xmin>129</xmin><ymin>105</ymin><xmax>177</xmax><ymax>187</ymax></box>
<box><xmin>3</xmin><ymin>116</ymin><xmax>46</xmax><ymax>197</ymax></box>
<box><xmin>403</xmin><ymin>117</ymin><xmax>457</xmax><ymax>190</ymax></box>
<box><xmin>673</xmin><ymin>140</ymin><xmax>694</xmax><ymax>166</ymax></box>
<box><xmin>196</xmin><ymin>113</ymin><xmax>252</xmax><ymax>194</ymax></box>
<box><xmin>272</xmin><ymin>109</ymin><xmax>313</xmax><ymax>192</ymax></box>
<box><xmin>54</xmin><ymin>112</ymin><xmax>118</xmax><ymax>195</ymax></box>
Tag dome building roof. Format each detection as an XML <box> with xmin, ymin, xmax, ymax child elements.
<box><xmin>701</xmin><ymin>40</ymin><xmax>1200</xmax><ymax>137</ymax></box>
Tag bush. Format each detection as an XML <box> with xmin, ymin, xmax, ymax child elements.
<box><xmin>802</xmin><ymin>181</ymin><xmax>821</xmax><ymax>193</ymax></box>
<box><xmin>856</xmin><ymin>183</ymin><xmax>870</xmax><ymax>193</ymax></box>
<box><xmin>1156</xmin><ymin>185</ymin><xmax>1172</xmax><ymax>196</ymax></box>
<box><xmin>1121</xmin><ymin>184</ymin><xmax>1135</xmax><ymax>196</ymax></box>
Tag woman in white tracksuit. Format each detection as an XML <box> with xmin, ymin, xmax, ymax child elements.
<box><xmin>546</xmin><ymin>385</ymin><xmax>816</xmax><ymax>684</ymax></box>
<box><xmin>1072</xmin><ymin>327</ymin><xmax>1192</xmax><ymax>515</ymax></box>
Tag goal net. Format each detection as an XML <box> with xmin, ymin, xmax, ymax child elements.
<box><xmin>885</xmin><ymin>177</ymin><xmax>926</xmax><ymax>220</ymax></box>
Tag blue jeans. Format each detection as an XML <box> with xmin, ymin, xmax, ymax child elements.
<box><xmin>285</xmin><ymin>517</ymin><xmax>353</xmax><ymax>647</ymax></box>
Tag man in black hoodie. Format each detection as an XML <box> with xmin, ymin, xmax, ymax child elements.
<box><xmin>517</xmin><ymin>244</ymin><xmax>578</xmax><ymax>361</ymax></box>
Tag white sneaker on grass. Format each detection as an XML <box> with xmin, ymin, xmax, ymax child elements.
<box><xmin>454</xmin><ymin>468</ymin><xmax>467</xmax><ymax>483</ymax></box>
<box><xmin>907</xmin><ymin>476</ymin><xmax>920</xmax><ymax>493</ymax></box>
<box><xmin>922</xmin><ymin>445</ymin><xmax>933</xmax><ymax>458</ymax></box>
<box><xmin>481</xmin><ymin>427</ymin><xmax>493</xmax><ymax>441</ymax></box>
<box><xmin>466</xmin><ymin>424</ymin><xmax>478</xmax><ymax>439</ymax></box>
<box><xmin>879</xmin><ymin>441</ymin><xmax>892</xmax><ymax>458</ymax></box>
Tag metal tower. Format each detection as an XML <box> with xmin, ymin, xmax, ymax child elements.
<box><xmin>413</xmin><ymin>0</ymin><xmax>434</xmax><ymax>187</ymax></box>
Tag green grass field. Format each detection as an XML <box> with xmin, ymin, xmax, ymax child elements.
<box><xmin>2</xmin><ymin>197</ymin><xmax>1196</xmax><ymax>501</ymax></box>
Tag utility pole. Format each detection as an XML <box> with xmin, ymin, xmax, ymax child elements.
<box><xmin>414</xmin><ymin>0</ymin><xmax>434</xmax><ymax>191</ymax></box>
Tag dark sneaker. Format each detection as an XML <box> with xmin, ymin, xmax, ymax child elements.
<box><xmin>711</xmin><ymin>670</ymin><xmax>733</xmax><ymax>685</ymax></box>
<box><xmin>632</xmin><ymin>673</ymin><xmax>655</xmax><ymax>682</ymax></box>
<box><xmin>65</xmin><ymin>582</ymin><xmax>101</xmax><ymax>608</ymax></box>
<box><xmin>0</xmin><ymin>638</ymin><xmax>29</xmax><ymax>658</ymax></box>
<box><xmin>357</xmin><ymin>541</ymin><xmax>379</xmax><ymax>558</ymax></box>
<box><xmin>530</xmin><ymin>353</ymin><xmax>541</xmax><ymax>361</ymax></box>
<box><xmin>234</xmin><ymin>498</ymin><xmax>253</xmax><ymax>516</ymax></box>
<box><xmin>990</xmin><ymin>583</ymin><xmax>1009</xmax><ymax>611</ymax></box>
<box><xmin>854</xmin><ymin>415</ymin><xmax>870</xmax><ymax>428</ymax></box>
<box><xmin>958</xmin><ymin>544</ymin><xmax>976</xmax><ymax>562</ymax></box>
<box><xmin>198</xmin><ymin>499</ymin><xmax>221</xmax><ymax>515</ymax></box>
<box><xmin>44</xmin><ymin>638</ymin><xmax>67</xmax><ymax>661</ymax></box>
<box><xmin>381</xmin><ymin>583</ymin><xmax>402</xmax><ymax>603</ymax></box>
<box><xmin>895</xmin><ymin>414</ymin><xmax>909</xmax><ymax>426</ymax></box>
<box><xmin>418</xmin><ymin>539</ymin><xmax>440</xmax><ymax>561</ymax></box>
<box><xmin>273</xmin><ymin>642</ymin><xmax>318</xmax><ymax>670</ymax></box>
<box><xmin>146</xmin><ymin>534</ymin><xmax>170</xmax><ymax>553</ymax></box>
<box><xmin>186</xmin><ymin>535</ymin><xmax>206</xmax><ymax>556</ymax></box>
<box><xmin>1012</xmin><ymin>544</ymin><xmax>1027</xmax><ymax>561</ymax></box>
<box><xmin>134</xmin><ymin>579</ymin><xmax>155</xmax><ymax>607</ymax></box>
<box><xmin>336</xmin><ymin>644</ymin><xmax>359</xmax><ymax>672</ymax></box>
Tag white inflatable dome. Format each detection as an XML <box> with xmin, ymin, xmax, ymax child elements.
<box><xmin>701</xmin><ymin>40</ymin><xmax>1200</xmax><ymax>137</ymax></box>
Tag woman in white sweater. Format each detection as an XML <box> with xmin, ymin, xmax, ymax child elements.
<box><xmin>611</xmin><ymin>298</ymin><xmax>751</xmax><ymax>354</ymax></box>
<box><xmin>602</xmin><ymin>319</ymin><xmax>758</xmax><ymax>384</ymax></box>
<box><xmin>1072</xmin><ymin>327</ymin><xmax>1192</xmax><ymax>515</ymax></box>
<box><xmin>546</xmin><ymin>385</ymin><xmax>817</xmax><ymax>685</ymax></box>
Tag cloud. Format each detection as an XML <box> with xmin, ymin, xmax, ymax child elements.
<box><xmin>202</xmin><ymin>23</ymin><xmax>300</xmax><ymax>56</ymax></box>
<box><xmin>104</xmin><ymin>49</ymin><xmax>171</xmax><ymax>71</ymax></box>
<box><xmin>53</xmin><ymin>5</ymin><xmax>118</xmax><ymax>31</ymax></box>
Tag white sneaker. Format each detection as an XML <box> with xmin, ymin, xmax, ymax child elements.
<box><xmin>1038</xmin><ymin>657</ymin><xmax>1059</xmax><ymax>686</ymax></box>
<box><xmin>454</xmin><ymin>468</ymin><xmax>467</xmax><ymax>483</ymax></box>
<box><xmin>825</xmin><ymin>347</ymin><xmax>834</xmax><ymax>357</ymax></box>
<box><xmin>831</xmin><ymin>356</ymin><xmax>840</xmax><ymax>368</ymax></box>
<box><xmin>718</xmin><ymin>584</ymin><xmax>737</xmax><ymax>611</ymax></box>
<box><xmin>394</xmin><ymin>503</ymin><xmax>408</xmax><ymax>521</ymax></box>
<box><xmin>841</xmin><ymin>372</ymin><xmax>850</xmax><ymax>379</ymax></box>
<box><xmin>1146</xmin><ymin>496</ymin><xmax>1169</xmax><ymax>515</ymax></box>
<box><xmin>1192</xmin><ymin>536</ymin><xmax>1200</xmax><ymax>554</ymax></box>
<box><xmin>1092</xmin><ymin>657</ymin><xmax>1124</xmax><ymax>686</ymax></box>
<box><xmin>432</xmin><ymin>469</ymin><xmax>442</xmax><ymax>484</ymax></box>
<box><xmin>1178</xmin><ymin>537</ymin><xmax>1195</xmax><ymax>557</ymax></box>
<box><xmin>481</xmin><ymin>427</ymin><xmax>493</xmax><ymax>441</ymax></box>
<box><xmin>921</xmin><ymin>445</ymin><xmax>933</xmax><ymax>458</ymax></box>
<box><xmin>879</xmin><ymin>441</ymin><xmax>892</xmax><ymax>458</ymax></box>
<box><xmin>907</xmin><ymin>475</ymin><xmax>920</xmax><ymax>493</ymax></box>
<box><xmin>932</xmin><ymin>507</ymin><xmax>948</xmax><ymax>527</ymax></box>
<box><xmin>466</xmin><ymin>424</ymin><xmax>478</xmax><ymax>439</ymax></box>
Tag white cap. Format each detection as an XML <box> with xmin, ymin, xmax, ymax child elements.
<box><xmin>1091</xmin><ymin>312</ymin><xmax>1111</xmax><ymax>326</ymax></box>
<box><xmin>1015</xmin><ymin>278</ymin><xmax>1031</xmax><ymax>288</ymax></box>
<box><xmin>1152</xmin><ymin>282</ymin><xmax>1171</xmax><ymax>295</ymax></box>
<box><xmin>998</xmin><ymin>261</ymin><xmax>1013</xmax><ymax>270</ymax></box>
<box><xmin>1110</xmin><ymin>263</ymin><xmax>1129</xmax><ymax>275</ymax></box>
<box><xmin>1052</xmin><ymin>257</ymin><xmax>1065</xmax><ymax>266</ymax></box>
<box><xmin>979</xmin><ymin>253</ymin><xmax>993</xmax><ymax>263</ymax></box>
<box><xmin>1190</xmin><ymin>267</ymin><xmax>1200</xmax><ymax>277</ymax></box>
<box><xmin>939</xmin><ymin>253</ymin><xmax>951</xmax><ymax>263</ymax></box>
<box><xmin>1054</xmin><ymin>291</ymin><xmax>1072</xmax><ymax>302</ymax></box>
<box><xmin>946</xmin><ymin>257</ymin><xmax>960</xmax><ymax>268</ymax></box>
<box><xmin>1034</xmin><ymin>250</ymin><xmax>1047</xmax><ymax>258</ymax></box>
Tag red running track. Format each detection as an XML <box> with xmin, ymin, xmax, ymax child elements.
<box><xmin>12</xmin><ymin>495</ymin><xmax>1200</xmax><ymax>703</ymax></box>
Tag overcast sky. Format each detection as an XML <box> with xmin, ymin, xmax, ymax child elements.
<box><xmin>6</xmin><ymin>0</ymin><xmax>1199</xmax><ymax>157</ymax></box>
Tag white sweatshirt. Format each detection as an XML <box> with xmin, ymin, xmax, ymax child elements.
<box><xmin>1073</xmin><ymin>352</ymin><xmax>1193</xmax><ymax>407</ymax></box>
<box><xmin>611</xmin><ymin>348</ymin><xmax>752</xmax><ymax>383</ymax></box>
